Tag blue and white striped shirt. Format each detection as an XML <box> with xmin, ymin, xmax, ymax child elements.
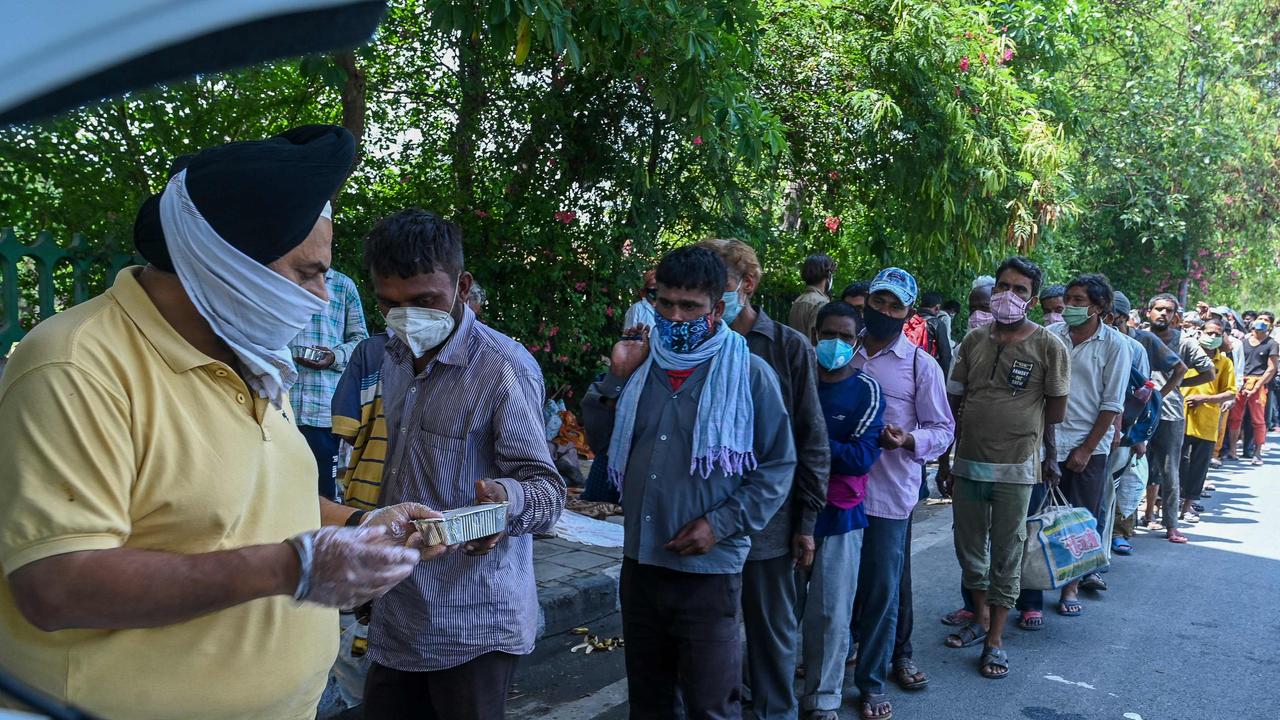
<box><xmin>368</xmin><ymin>306</ymin><xmax>565</xmax><ymax>672</ymax></box>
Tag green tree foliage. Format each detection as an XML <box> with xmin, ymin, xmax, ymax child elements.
<box><xmin>2</xmin><ymin>0</ymin><xmax>1279</xmax><ymax>391</ymax></box>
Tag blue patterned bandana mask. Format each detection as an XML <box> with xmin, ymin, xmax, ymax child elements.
<box><xmin>655</xmin><ymin>313</ymin><xmax>714</xmax><ymax>354</ymax></box>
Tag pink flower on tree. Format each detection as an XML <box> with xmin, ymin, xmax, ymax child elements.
<box><xmin>549</xmin><ymin>326</ymin><xmax>561</xmax><ymax>337</ymax></box>
<box><xmin>693</xmin><ymin>136</ymin><xmax>704</xmax><ymax>146</ymax></box>
<box><xmin>1198</xmin><ymin>248</ymin><xmax>1210</xmax><ymax>256</ymax></box>
<box><xmin>824</xmin><ymin>216</ymin><xmax>841</xmax><ymax>233</ymax></box>
<box><xmin>1002</xmin><ymin>48</ymin><xmax>1014</xmax><ymax>63</ymax></box>
<box><xmin>527</xmin><ymin>344</ymin><xmax>541</xmax><ymax>353</ymax></box>
<box><xmin>574</xmin><ymin>281</ymin><xmax>588</xmax><ymax>291</ymax></box>
<box><xmin>605</xmin><ymin>306</ymin><xmax>615</xmax><ymax>318</ymax></box>
<box><xmin>980</xmin><ymin>52</ymin><xmax>988</xmax><ymax>64</ymax></box>
<box><xmin>474</xmin><ymin>209</ymin><xmax>490</xmax><ymax>218</ymax></box>
<box><xmin>959</xmin><ymin>56</ymin><xmax>971</xmax><ymax>72</ymax></box>
<box><xmin>828</xmin><ymin>171</ymin><xmax>840</xmax><ymax>181</ymax></box>
<box><xmin>554</xmin><ymin>210</ymin><xmax>577</xmax><ymax>224</ymax></box>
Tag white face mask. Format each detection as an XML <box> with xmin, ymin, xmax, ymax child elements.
<box><xmin>385</xmin><ymin>288</ymin><xmax>458</xmax><ymax>357</ymax></box>
<box><xmin>159</xmin><ymin>170</ymin><xmax>326</xmax><ymax>409</ymax></box>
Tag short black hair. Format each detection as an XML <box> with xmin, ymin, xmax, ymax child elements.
<box><xmin>1147</xmin><ymin>293</ymin><xmax>1179</xmax><ymax>311</ymax></box>
<box><xmin>1204</xmin><ymin>318</ymin><xmax>1226</xmax><ymax>331</ymax></box>
<box><xmin>919</xmin><ymin>291</ymin><xmax>944</xmax><ymax>309</ymax></box>
<box><xmin>996</xmin><ymin>256</ymin><xmax>1044</xmax><ymax>295</ymax></box>
<box><xmin>364</xmin><ymin>209</ymin><xmax>464</xmax><ymax>279</ymax></box>
<box><xmin>841</xmin><ymin>281</ymin><xmax>871</xmax><ymax>300</ymax></box>
<box><xmin>1184</xmin><ymin>317</ymin><xmax>1205</xmax><ymax>329</ymax></box>
<box><xmin>1260</xmin><ymin>310</ymin><xmax>1276</xmax><ymax>322</ymax></box>
<box><xmin>1067</xmin><ymin>273</ymin><xmax>1114</xmax><ymax>314</ymax></box>
<box><xmin>1243</xmin><ymin>309</ymin><xmax>1258</xmax><ymax>318</ymax></box>
<box><xmin>816</xmin><ymin>300</ymin><xmax>861</xmax><ymax>330</ymax></box>
<box><xmin>656</xmin><ymin>245</ymin><xmax>727</xmax><ymax>304</ymax></box>
<box><xmin>942</xmin><ymin>299</ymin><xmax>962</xmax><ymax>314</ymax></box>
<box><xmin>801</xmin><ymin>254</ymin><xmax>837</xmax><ymax>285</ymax></box>
<box><xmin>1039</xmin><ymin>283</ymin><xmax>1065</xmax><ymax>301</ymax></box>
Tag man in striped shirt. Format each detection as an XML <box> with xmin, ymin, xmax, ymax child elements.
<box><xmin>354</xmin><ymin>209</ymin><xmax>565</xmax><ymax>720</ymax></box>
<box><xmin>289</xmin><ymin>268</ymin><xmax>368</xmax><ymax>498</ymax></box>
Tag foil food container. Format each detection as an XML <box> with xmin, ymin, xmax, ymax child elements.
<box><xmin>413</xmin><ymin>503</ymin><xmax>509</xmax><ymax>546</ymax></box>
<box><xmin>294</xmin><ymin>346</ymin><xmax>327</xmax><ymax>362</ymax></box>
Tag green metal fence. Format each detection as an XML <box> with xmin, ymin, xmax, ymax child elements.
<box><xmin>0</xmin><ymin>228</ymin><xmax>142</xmax><ymax>351</ymax></box>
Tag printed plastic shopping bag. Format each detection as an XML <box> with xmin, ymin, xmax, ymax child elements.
<box><xmin>1021</xmin><ymin>487</ymin><xmax>1108</xmax><ymax>590</ymax></box>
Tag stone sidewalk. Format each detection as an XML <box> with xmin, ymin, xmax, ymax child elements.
<box><xmin>533</xmin><ymin>532</ymin><xmax>623</xmax><ymax>639</ymax></box>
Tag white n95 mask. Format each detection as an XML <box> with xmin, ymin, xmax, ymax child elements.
<box><xmin>385</xmin><ymin>303</ymin><xmax>456</xmax><ymax>357</ymax></box>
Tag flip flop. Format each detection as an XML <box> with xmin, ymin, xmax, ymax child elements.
<box><xmin>1112</xmin><ymin>538</ymin><xmax>1133</xmax><ymax>555</ymax></box>
<box><xmin>1057</xmin><ymin>599</ymin><xmax>1083</xmax><ymax>617</ymax></box>
<box><xmin>941</xmin><ymin>608</ymin><xmax>976</xmax><ymax>627</ymax></box>
<box><xmin>1167</xmin><ymin>532</ymin><xmax>1189</xmax><ymax>544</ymax></box>
<box><xmin>1017</xmin><ymin>610</ymin><xmax>1043</xmax><ymax>631</ymax></box>
<box><xmin>979</xmin><ymin>645</ymin><xmax>1010</xmax><ymax>679</ymax></box>
<box><xmin>945</xmin><ymin>622</ymin><xmax>988</xmax><ymax>648</ymax></box>
<box><xmin>892</xmin><ymin>659</ymin><xmax>929</xmax><ymax>690</ymax></box>
<box><xmin>860</xmin><ymin>694</ymin><xmax>893</xmax><ymax>720</ymax></box>
<box><xmin>1080</xmin><ymin>573</ymin><xmax>1107</xmax><ymax>592</ymax></box>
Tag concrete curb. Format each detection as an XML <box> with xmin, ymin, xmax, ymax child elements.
<box><xmin>536</xmin><ymin>563</ymin><xmax>622</xmax><ymax>639</ymax></box>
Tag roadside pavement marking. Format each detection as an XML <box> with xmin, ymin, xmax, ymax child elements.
<box><xmin>532</xmin><ymin>678</ymin><xmax>629</xmax><ymax>720</ymax></box>
<box><xmin>1044</xmin><ymin>671</ymin><xmax>1095</xmax><ymax>691</ymax></box>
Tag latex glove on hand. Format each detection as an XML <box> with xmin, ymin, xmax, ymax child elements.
<box><xmin>363</xmin><ymin>502</ymin><xmax>449</xmax><ymax>559</ymax></box>
<box><xmin>294</xmin><ymin>525</ymin><xmax>421</xmax><ymax>608</ymax></box>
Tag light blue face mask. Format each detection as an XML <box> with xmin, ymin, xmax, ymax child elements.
<box><xmin>721</xmin><ymin>281</ymin><xmax>744</xmax><ymax>325</ymax></box>
<box><xmin>816</xmin><ymin>338</ymin><xmax>855</xmax><ymax>371</ymax></box>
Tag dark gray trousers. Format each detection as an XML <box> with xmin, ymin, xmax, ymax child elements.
<box><xmin>742</xmin><ymin>553</ymin><xmax>799</xmax><ymax>720</ymax></box>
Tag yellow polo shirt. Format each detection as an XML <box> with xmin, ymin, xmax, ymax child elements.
<box><xmin>1182</xmin><ymin>349</ymin><xmax>1235</xmax><ymax>442</ymax></box>
<box><xmin>0</xmin><ymin>268</ymin><xmax>335</xmax><ymax>719</ymax></box>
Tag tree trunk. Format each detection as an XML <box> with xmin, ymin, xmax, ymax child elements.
<box><xmin>334</xmin><ymin>52</ymin><xmax>367</xmax><ymax>170</ymax></box>
<box><xmin>452</xmin><ymin>29</ymin><xmax>484</xmax><ymax>212</ymax></box>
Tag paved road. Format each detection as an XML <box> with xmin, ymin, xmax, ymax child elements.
<box><xmin>513</xmin><ymin>448</ymin><xmax>1280</xmax><ymax>720</ymax></box>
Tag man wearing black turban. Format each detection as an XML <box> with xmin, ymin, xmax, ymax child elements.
<box><xmin>0</xmin><ymin>126</ymin><xmax>446</xmax><ymax>720</ymax></box>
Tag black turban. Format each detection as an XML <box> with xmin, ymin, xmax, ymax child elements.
<box><xmin>133</xmin><ymin>124</ymin><xmax>355</xmax><ymax>272</ymax></box>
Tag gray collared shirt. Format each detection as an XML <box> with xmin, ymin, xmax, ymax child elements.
<box><xmin>1047</xmin><ymin>321</ymin><xmax>1129</xmax><ymax>461</ymax></box>
<box><xmin>583</xmin><ymin>353</ymin><xmax>797</xmax><ymax>574</ymax></box>
<box><xmin>369</xmin><ymin>306</ymin><xmax>565</xmax><ymax>672</ymax></box>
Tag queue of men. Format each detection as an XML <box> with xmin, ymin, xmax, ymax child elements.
<box><xmin>0</xmin><ymin>126</ymin><xmax>1273</xmax><ymax>720</ymax></box>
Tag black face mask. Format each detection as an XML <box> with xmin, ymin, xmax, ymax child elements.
<box><xmin>863</xmin><ymin>305</ymin><xmax>906</xmax><ymax>339</ymax></box>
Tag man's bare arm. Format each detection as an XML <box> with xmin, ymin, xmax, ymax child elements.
<box><xmin>9</xmin><ymin>544</ymin><xmax>298</xmax><ymax>632</ymax></box>
<box><xmin>1159</xmin><ymin>361</ymin><xmax>1188</xmax><ymax>395</ymax></box>
<box><xmin>321</xmin><ymin>496</ymin><xmax>361</xmax><ymax>526</ymax></box>
<box><xmin>1180</xmin><ymin>362</ymin><xmax>1216</xmax><ymax>388</ymax></box>
<box><xmin>1261</xmin><ymin>355</ymin><xmax>1278</xmax><ymax>388</ymax></box>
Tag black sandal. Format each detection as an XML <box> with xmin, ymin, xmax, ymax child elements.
<box><xmin>979</xmin><ymin>645</ymin><xmax>1010</xmax><ymax>679</ymax></box>
<box><xmin>944</xmin><ymin>621</ymin><xmax>988</xmax><ymax>648</ymax></box>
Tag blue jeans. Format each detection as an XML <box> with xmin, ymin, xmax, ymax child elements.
<box><xmin>853</xmin><ymin>515</ymin><xmax>910</xmax><ymax>698</ymax></box>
